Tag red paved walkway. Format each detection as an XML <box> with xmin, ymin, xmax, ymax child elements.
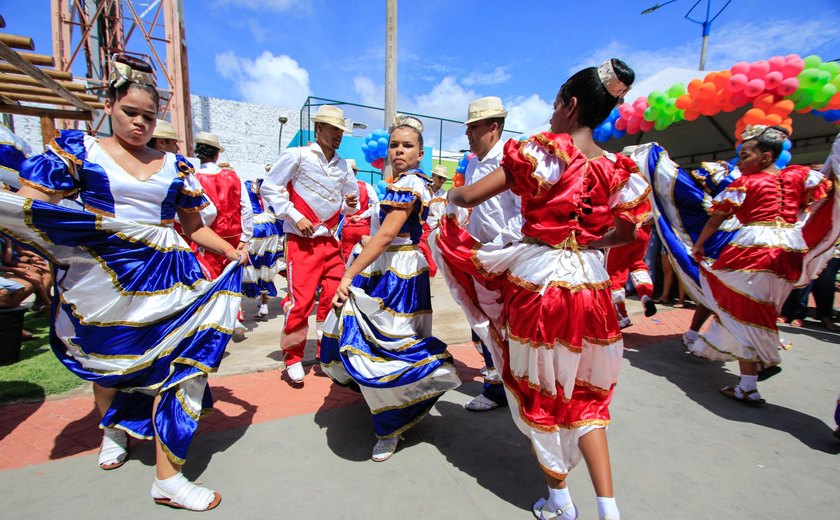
<box><xmin>0</xmin><ymin>308</ymin><xmax>692</xmax><ymax>471</ymax></box>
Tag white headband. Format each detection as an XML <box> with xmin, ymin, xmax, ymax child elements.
<box><xmin>597</xmin><ymin>60</ymin><xmax>630</xmax><ymax>99</ymax></box>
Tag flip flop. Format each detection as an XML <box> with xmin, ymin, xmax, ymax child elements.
<box><xmin>720</xmin><ymin>385</ymin><xmax>765</xmax><ymax>405</ymax></box>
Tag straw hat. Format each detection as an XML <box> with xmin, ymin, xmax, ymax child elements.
<box><xmin>152</xmin><ymin>119</ymin><xmax>178</xmax><ymax>140</ymax></box>
<box><xmin>346</xmin><ymin>159</ymin><xmax>358</xmax><ymax>171</ymax></box>
<box><xmin>464</xmin><ymin>96</ymin><xmax>507</xmax><ymax>125</ymax></box>
<box><xmin>431</xmin><ymin>164</ymin><xmax>451</xmax><ymax>179</ymax></box>
<box><xmin>194</xmin><ymin>131</ymin><xmax>225</xmax><ymax>152</ymax></box>
<box><xmin>312</xmin><ymin>105</ymin><xmax>349</xmax><ymax>132</ymax></box>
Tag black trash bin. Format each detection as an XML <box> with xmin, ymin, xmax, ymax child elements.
<box><xmin>0</xmin><ymin>307</ymin><xmax>28</xmax><ymax>365</ymax></box>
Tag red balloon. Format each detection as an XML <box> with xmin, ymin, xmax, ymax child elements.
<box><xmin>768</xmin><ymin>56</ymin><xmax>786</xmax><ymax>72</ymax></box>
<box><xmin>639</xmin><ymin>119</ymin><xmax>654</xmax><ymax>132</ymax></box>
<box><xmin>614</xmin><ymin>117</ymin><xmax>628</xmax><ymax>131</ymax></box>
<box><xmin>371</xmin><ymin>158</ymin><xmax>384</xmax><ymax>170</ymax></box>
<box><xmin>452</xmin><ymin>173</ymin><xmax>465</xmax><ymax>188</ymax></box>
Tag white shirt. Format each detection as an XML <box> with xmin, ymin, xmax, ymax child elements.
<box><xmin>262</xmin><ymin>143</ymin><xmax>359</xmax><ymax>238</ymax></box>
<box><xmin>196</xmin><ymin>162</ymin><xmax>254</xmax><ymax>242</ymax></box>
<box><xmin>426</xmin><ymin>187</ymin><xmax>447</xmax><ymax>230</ymax></box>
<box><xmin>465</xmin><ymin>139</ymin><xmax>523</xmax><ymax>245</ymax></box>
<box><xmin>351</xmin><ymin>181</ymin><xmax>380</xmax><ymax>220</ymax></box>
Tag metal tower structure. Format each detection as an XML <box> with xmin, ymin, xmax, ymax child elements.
<box><xmin>51</xmin><ymin>0</ymin><xmax>193</xmax><ymax>152</ymax></box>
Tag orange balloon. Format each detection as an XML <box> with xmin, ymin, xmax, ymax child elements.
<box><xmin>385</xmin><ymin>176</ymin><xmax>393</xmax><ymax>184</ymax></box>
<box><xmin>676</xmin><ymin>94</ymin><xmax>692</xmax><ymax>110</ymax></box>
<box><xmin>770</xmin><ymin>99</ymin><xmax>795</xmax><ymax>116</ymax></box>
<box><xmin>687</xmin><ymin>79</ymin><xmax>704</xmax><ymax>96</ymax></box>
<box><xmin>452</xmin><ymin>173</ymin><xmax>465</xmax><ymax>188</ymax></box>
<box><xmin>753</xmin><ymin>93</ymin><xmax>776</xmax><ymax>112</ymax></box>
<box><xmin>699</xmin><ymin>82</ymin><xmax>716</xmax><ymax>99</ymax></box>
<box><xmin>766</xmin><ymin>114</ymin><xmax>783</xmax><ymax>125</ymax></box>
<box><xmin>827</xmin><ymin>92</ymin><xmax>840</xmax><ymax>110</ymax></box>
<box><xmin>684</xmin><ymin>108</ymin><xmax>700</xmax><ymax>121</ymax></box>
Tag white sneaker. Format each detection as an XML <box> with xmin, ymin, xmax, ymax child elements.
<box><xmin>618</xmin><ymin>316</ymin><xmax>632</xmax><ymax>329</ymax></box>
<box><xmin>286</xmin><ymin>362</ymin><xmax>304</xmax><ymax>383</ymax></box>
<box><xmin>465</xmin><ymin>394</ymin><xmax>500</xmax><ymax>412</ymax></box>
<box><xmin>371</xmin><ymin>436</ymin><xmax>399</xmax><ymax>462</ymax></box>
<box><xmin>258</xmin><ymin>304</ymin><xmax>269</xmax><ymax>317</ymax></box>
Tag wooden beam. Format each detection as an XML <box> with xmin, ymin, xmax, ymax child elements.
<box><xmin>0</xmin><ymin>103</ymin><xmax>92</xmax><ymax>121</ymax></box>
<box><xmin>0</xmin><ymin>84</ymin><xmax>99</xmax><ymax>101</ymax></box>
<box><xmin>0</xmin><ymin>34</ymin><xmax>35</xmax><ymax>51</ymax></box>
<box><xmin>0</xmin><ymin>91</ymin><xmax>103</xmax><ymax>108</ymax></box>
<box><xmin>0</xmin><ymin>41</ymin><xmax>92</xmax><ymax>111</ymax></box>
<box><xmin>5</xmin><ymin>51</ymin><xmax>54</xmax><ymax>67</ymax></box>
<box><xmin>0</xmin><ymin>94</ymin><xmax>17</xmax><ymax>105</ymax></box>
<box><xmin>0</xmin><ymin>63</ymin><xmax>72</xmax><ymax>80</ymax></box>
<box><xmin>40</xmin><ymin>115</ymin><xmax>57</xmax><ymax>144</ymax></box>
<box><xmin>0</xmin><ymin>72</ymin><xmax>86</xmax><ymax>91</ymax></box>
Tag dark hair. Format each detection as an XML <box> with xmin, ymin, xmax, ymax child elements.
<box><xmin>107</xmin><ymin>54</ymin><xmax>160</xmax><ymax>107</ymax></box>
<box><xmin>748</xmin><ymin>126</ymin><xmax>789</xmax><ymax>160</ymax></box>
<box><xmin>195</xmin><ymin>143</ymin><xmax>220</xmax><ymax>163</ymax></box>
<box><xmin>147</xmin><ymin>137</ymin><xmax>159</xmax><ymax>149</ymax></box>
<box><xmin>559</xmin><ymin>58</ymin><xmax>634</xmax><ymax>129</ymax></box>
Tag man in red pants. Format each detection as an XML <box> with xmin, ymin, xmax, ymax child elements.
<box><xmin>261</xmin><ymin>105</ymin><xmax>359</xmax><ymax>385</ymax></box>
<box><xmin>339</xmin><ymin>159</ymin><xmax>379</xmax><ymax>261</ymax></box>
<box><xmin>606</xmin><ymin>219</ymin><xmax>657</xmax><ymax>328</ymax></box>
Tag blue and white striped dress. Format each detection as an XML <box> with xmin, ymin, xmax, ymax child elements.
<box><xmin>320</xmin><ymin>169</ymin><xmax>461</xmax><ymax>439</ymax></box>
<box><xmin>0</xmin><ymin>130</ymin><xmax>242</xmax><ymax>464</ymax></box>
<box><xmin>242</xmin><ymin>179</ymin><xmax>284</xmax><ymax>298</ymax></box>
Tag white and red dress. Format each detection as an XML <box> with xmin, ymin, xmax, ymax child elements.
<box><xmin>691</xmin><ymin>166</ymin><xmax>834</xmax><ymax>364</ymax></box>
<box><xmin>339</xmin><ymin>180</ymin><xmax>379</xmax><ymax>261</ymax></box>
<box><xmin>432</xmin><ymin>133</ymin><xmax>651</xmax><ymax>477</ymax></box>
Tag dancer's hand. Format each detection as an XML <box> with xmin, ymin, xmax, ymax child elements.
<box><xmin>225</xmin><ymin>248</ymin><xmax>249</xmax><ymax>265</ymax></box>
<box><xmin>350</xmin><ymin>215</ymin><xmax>361</xmax><ymax>223</ymax></box>
<box><xmin>332</xmin><ymin>276</ymin><xmax>352</xmax><ymax>311</ymax></box>
<box><xmin>236</xmin><ymin>241</ymin><xmax>249</xmax><ymax>252</ymax></box>
<box><xmin>690</xmin><ymin>245</ymin><xmax>703</xmax><ymax>261</ymax></box>
<box><xmin>295</xmin><ymin>217</ymin><xmax>315</xmax><ymax>236</ymax></box>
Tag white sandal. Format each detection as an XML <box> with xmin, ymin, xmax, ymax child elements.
<box><xmin>98</xmin><ymin>428</ymin><xmax>128</xmax><ymax>470</ymax></box>
<box><xmin>465</xmin><ymin>394</ymin><xmax>500</xmax><ymax>412</ymax></box>
<box><xmin>532</xmin><ymin>498</ymin><xmax>578</xmax><ymax>519</ymax></box>
<box><xmin>151</xmin><ymin>473</ymin><xmax>221</xmax><ymax>511</ymax></box>
<box><xmin>371</xmin><ymin>436</ymin><xmax>400</xmax><ymax>462</ymax></box>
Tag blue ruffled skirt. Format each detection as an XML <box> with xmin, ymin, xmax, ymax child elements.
<box><xmin>0</xmin><ymin>191</ymin><xmax>241</xmax><ymax>464</ymax></box>
<box><xmin>242</xmin><ymin>210</ymin><xmax>284</xmax><ymax>298</ymax></box>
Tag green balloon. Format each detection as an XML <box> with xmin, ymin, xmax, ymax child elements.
<box><xmin>644</xmin><ymin>106</ymin><xmax>660</xmax><ymax>122</ymax></box>
<box><xmin>668</xmin><ymin>83</ymin><xmax>686</xmax><ymax>98</ymax></box>
<box><xmin>803</xmin><ymin>55</ymin><xmax>822</xmax><ymax>69</ymax></box>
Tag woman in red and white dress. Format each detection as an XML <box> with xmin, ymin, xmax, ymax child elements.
<box><xmin>433</xmin><ymin>59</ymin><xmax>646</xmax><ymax>520</ymax></box>
<box><xmin>690</xmin><ymin>125</ymin><xmax>836</xmax><ymax>404</ymax></box>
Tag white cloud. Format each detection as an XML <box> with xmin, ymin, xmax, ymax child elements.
<box><xmin>216</xmin><ymin>51</ymin><xmax>310</xmax><ymax>108</ymax></box>
<box><xmin>353</xmin><ymin>75</ymin><xmax>383</xmax><ymax>107</ymax></box>
<box><xmin>571</xmin><ymin>17</ymin><xmax>840</xmax><ymax>80</ymax></box>
<box><xmin>410</xmin><ymin>77</ymin><xmax>479</xmax><ymax>122</ymax></box>
<box><xmin>505</xmin><ymin>94</ymin><xmax>551</xmax><ymax>134</ymax></box>
<box><xmin>463</xmin><ymin>66</ymin><xmax>512</xmax><ymax>86</ymax></box>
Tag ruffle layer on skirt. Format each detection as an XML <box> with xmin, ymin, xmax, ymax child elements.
<box><xmin>0</xmin><ymin>191</ymin><xmax>241</xmax><ymax>463</ymax></box>
<box><xmin>320</xmin><ymin>246</ymin><xmax>459</xmax><ymax>439</ymax></box>
<box><xmin>243</xmin><ymin>211</ymin><xmax>284</xmax><ymax>298</ymax></box>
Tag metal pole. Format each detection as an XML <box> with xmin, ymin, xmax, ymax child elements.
<box><xmin>383</xmin><ymin>0</ymin><xmax>397</xmax><ymax>180</ymax></box>
<box><xmin>699</xmin><ymin>30</ymin><xmax>709</xmax><ymax>70</ymax></box>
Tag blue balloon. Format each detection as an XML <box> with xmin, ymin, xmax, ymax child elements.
<box><xmin>368</xmin><ymin>141</ymin><xmax>379</xmax><ymax>153</ymax></box>
<box><xmin>782</xmin><ymin>139</ymin><xmax>792</xmax><ymax>151</ymax></box>
<box><xmin>776</xmin><ymin>149</ymin><xmax>792</xmax><ymax>168</ymax></box>
<box><xmin>613</xmin><ymin>129</ymin><xmax>626</xmax><ymax>139</ymax></box>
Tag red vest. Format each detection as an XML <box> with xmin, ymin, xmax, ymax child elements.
<box><xmin>196</xmin><ymin>169</ymin><xmax>243</xmax><ymax>239</ymax></box>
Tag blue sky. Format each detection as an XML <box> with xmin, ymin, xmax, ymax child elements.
<box><xmin>5</xmin><ymin>0</ymin><xmax>840</xmax><ymax>148</ymax></box>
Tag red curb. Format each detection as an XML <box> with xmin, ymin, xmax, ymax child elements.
<box><xmin>0</xmin><ymin>310</ymin><xmax>692</xmax><ymax>471</ymax></box>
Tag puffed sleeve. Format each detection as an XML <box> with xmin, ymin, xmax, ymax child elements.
<box><xmin>501</xmin><ymin>132</ymin><xmax>573</xmax><ymax>198</ymax></box>
<box><xmin>173</xmin><ymin>154</ymin><xmax>210</xmax><ymax>213</ymax></box>
<box><xmin>608</xmin><ymin>154</ymin><xmax>652</xmax><ymax>223</ymax></box>
<box><xmin>380</xmin><ymin>173</ymin><xmax>426</xmax><ymax>214</ymax></box>
<box><xmin>18</xmin><ymin>130</ymin><xmax>86</xmax><ymax>196</ymax></box>
<box><xmin>800</xmin><ymin>166</ymin><xmax>831</xmax><ymax>204</ymax></box>
<box><xmin>710</xmin><ymin>175</ymin><xmax>747</xmax><ymax>216</ymax></box>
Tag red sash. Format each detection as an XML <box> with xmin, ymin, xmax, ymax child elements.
<box><xmin>287</xmin><ymin>182</ymin><xmax>341</xmax><ymax>233</ymax></box>
<box><xmin>197</xmin><ymin>169</ymin><xmax>243</xmax><ymax>239</ymax></box>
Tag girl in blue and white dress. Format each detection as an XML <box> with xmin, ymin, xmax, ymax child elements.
<box><xmin>0</xmin><ymin>55</ymin><xmax>246</xmax><ymax>511</ymax></box>
<box><xmin>242</xmin><ymin>178</ymin><xmax>284</xmax><ymax>316</ymax></box>
<box><xmin>322</xmin><ymin>115</ymin><xmax>460</xmax><ymax>462</ymax></box>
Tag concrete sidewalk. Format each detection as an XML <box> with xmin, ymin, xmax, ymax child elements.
<box><xmin>0</xmin><ymin>278</ymin><xmax>838</xmax><ymax>519</ymax></box>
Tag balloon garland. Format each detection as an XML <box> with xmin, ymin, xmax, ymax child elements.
<box><xmin>452</xmin><ymin>151</ymin><xmax>474</xmax><ymax>187</ymax></box>
<box><xmin>594</xmin><ymin>54</ymin><xmax>840</xmax><ymax>145</ymax></box>
<box><xmin>362</xmin><ymin>129</ymin><xmax>389</xmax><ymax>171</ymax></box>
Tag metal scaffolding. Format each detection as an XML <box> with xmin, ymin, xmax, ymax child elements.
<box><xmin>51</xmin><ymin>0</ymin><xmax>193</xmax><ymax>152</ymax></box>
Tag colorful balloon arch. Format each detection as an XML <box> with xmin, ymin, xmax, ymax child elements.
<box><xmin>593</xmin><ymin>54</ymin><xmax>840</xmax><ymax>145</ymax></box>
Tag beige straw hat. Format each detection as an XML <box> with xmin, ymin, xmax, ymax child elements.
<box><xmin>431</xmin><ymin>164</ymin><xmax>451</xmax><ymax>179</ymax></box>
<box><xmin>194</xmin><ymin>131</ymin><xmax>225</xmax><ymax>152</ymax></box>
<box><xmin>464</xmin><ymin>96</ymin><xmax>508</xmax><ymax>125</ymax></box>
<box><xmin>152</xmin><ymin>119</ymin><xmax>178</xmax><ymax>140</ymax></box>
<box><xmin>346</xmin><ymin>159</ymin><xmax>358</xmax><ymax>171</ymax></box>
<box><xmin>312</xmin><ymin>105</ymin><xmax>349</xmax><ymax>132</ymax></box>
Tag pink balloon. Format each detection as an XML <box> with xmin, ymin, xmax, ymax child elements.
<box><xmin>764</xmin><ymin>71</ymin><xmax>783</xmax><ymax>89</ymax></box>
<box><xmin>744</xmin><ymin>78</ymin><xmax>766</xmax><ymax>97</ymax></box>
<box><xmin>776</xmin><ymin>77</ymin><xmax>799</xmax><ymax>96</ymax></box>
<box><xmin>618</xmin><ymin>103</ymin><xmax>634</xmax><ymax>119</ymax></box>
<box><xmin>782</xmin><ymin>57</ymin><xmax>804</xmax><ymax>78</ymax></box>
<box><xmin>614</xmin><ymin>117</ymin><xmax>628</xmax><ymax>131</ymax></box>
<box><xmin>633</xmin><ymin>97</ymin><xmax>647</xmax><ymax>110</ymax></box>
<box><xmin>768</xmin><ymin>56</ymin><xmax>786</xmax><ymax>72</ymax></box>
<box><xmin>639</xmin><ymin>119</ymin><xmax>655</xmax><ymax>132</ymax></box>
<box><xmin>729</xmin><ymin>91</ymin><xmax>749</xmax><ymax>107</ymax></box>
<box><xmin>627</xmin><ymin>118</ymin><xmax>641</xmax><ymax>134</ymax></box>
<box><xmin>748</xmin><ymin>61</ymin><xmax>770</xmax><ymax>80</ymax></box>
<box><xmin>728</xmin><ymin>73</ymin><xmax>748</xmax><ymax>92</ymax></box>
<box><xmin>731</xmin><ymin>61</ymin><xmax>750</xmax><ymax>76</ymax></box>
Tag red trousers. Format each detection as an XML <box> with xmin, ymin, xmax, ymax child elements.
<box><xmin>606</xmin><ymin>224</ymin><xmax>653</xmax><ymax>302</ymax></box>
<box><xmin>340</xmin><ymin>221</ymin><xmax>370</xmax><ymax>261</ymax></box>
<box><xmin>194</xmin><ymin>236</ymin><xmax>239</xmax><ymax>280</ymax></box>
<box><xmin>281</xmin><ymin>234</ymin><xmax>344</xmax><ymax>365</ymax></box>
<box><xmin>419</xmin><ymin>223</ymin><xmax>437</xmax><ymax>277</ymax></box>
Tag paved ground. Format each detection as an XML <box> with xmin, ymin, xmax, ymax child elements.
<box><xmin>0</xmin><ymin>276</ymin><xmax>838</xmax><ymax>519</ymax></box>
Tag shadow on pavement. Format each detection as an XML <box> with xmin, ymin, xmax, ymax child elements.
<box><xmin>623</xmin><ymin>335</ymin><xmax>840</xmax><ymax>455</ymax></box>
<box><xmin>0</xmin><ymin>382</ymin><xmax>45</xmax><ymax>441</ymax></box>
